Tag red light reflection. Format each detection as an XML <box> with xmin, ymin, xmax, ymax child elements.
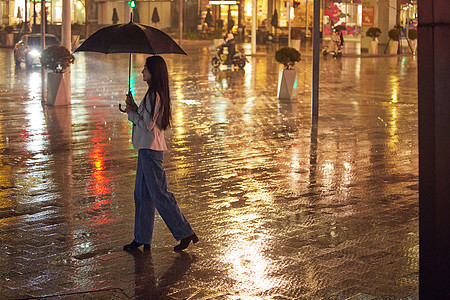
<box><xmin>88</xmin><ymin>125</ymin><xmax>113</xmax><ymax>225</ymax></box>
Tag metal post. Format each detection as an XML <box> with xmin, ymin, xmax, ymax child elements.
<box><xmin>85</xmin><ymin>0</ymin><xmax>89</xmax><ymax>39</ymax></box>
<box><xmin>287</xmin><ymin>0</ymin><xmax>291</xmax><ymax>47</ymax></box>
<box><xmin>25</xmin><ymin>0</ymin><xmax>28</xmax><ymax>32</ymax></box>
<box><xmin>305</xmin><ymin>0</ymin><xmax>309</xmax><ymax>37</ymax></box>
<box><xmin>251</xmin><ymin>0</ymin><xmax>257</xmax><ymax>54</ymax></box>
<box><xmin>62</xmin><ymin>0</ymin><xmax>71</xmax><ymax>105</ymax></box>
<box><xmin>311</xmin><ymin>0</ymin><xmax>320</xmax><ymax>116</ymax></box>
<box><xmin>33</xmin><ymin>1</ymin><xmax>36</xmax><ymax>30</ymax></box>
<box><xmin>41</xmin><ymin>0</ymin><xmax>46</xmax><ymax>103</ymax></box>
<box><xmin>179</xmin><ymin>0</ymin><xmax>183</xmax><ymax>45</ymax></box>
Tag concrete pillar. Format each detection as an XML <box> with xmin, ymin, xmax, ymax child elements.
<box><xmin>267</xmin><ymin>0</ymin><xmax>273</xmax><ymax>32</ymax></box>
<box><xmin>179</xmin><ymin>0</ymin><xmax>183</xmax><ymax>45</ymax></box>
<box><xmin>61</xmin><ymin>0</ymin><xmax>71</xmax><ymax>105</ymax></box>
<box><xmin>311</xmin><ymin>0</ymin><xmax>319</xmax><ymax>116</ymax></box>
<box><xmin>124</xmin><ymin>2</ymin><xmax>131</xmax><ymax>22</ymax></box>
<box><xmin>251</xmin><ymin>0</ymin><xmax>256</xmax><ymax>53</ymax></box>
<box><xmin>377</xmin><ymin>0</ymin><xmax>397</xmax><ymax>44</ymax></box>
<box><xmin>418</xmin><ymin>0</ymin><xmax>450</xmax><ymax>298</ymax></box>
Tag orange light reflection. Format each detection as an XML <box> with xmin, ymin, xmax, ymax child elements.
<box><xmin>87</xmin><ymin>126</ymin><xmax>113</xmax><ymax>225</ymax></box>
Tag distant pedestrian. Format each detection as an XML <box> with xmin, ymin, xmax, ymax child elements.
<box><xmin>216</xmin><ymin>18</ymin><xmax>224</xmax><ymax>31</ymax></box>
<box><xmin>123</xmin><ymin>56</ymin><xmax>198</xmax><ymax>252</ymax></box>
<box><xmin>205</xmin><ymin>8</ymin><xmax>213</xmax><ymax>28</ymax></box>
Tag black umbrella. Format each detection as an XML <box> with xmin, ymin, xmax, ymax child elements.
<box><xmin>151</xmin><ymin>7</ymin><xmax>160</xmax><ymax>24</ymax></box>
<box><xmin>333</xmin><ymin>25</ymin><xmax>346</xmax><ymax>32</ymax></box>
<box><xmin>112</xmin><ymin>8</ymin><xmax>119</xmax><ymax>24</ymax></box>
<box><xmin>74</xmin><ymin>17</ymin><xmax>186</xmax><ymax>112</ymax></box>
<box><xmin>271</xmin><ymin>9</ymin><xmax>278</xmax><ymax>28</ymax></box>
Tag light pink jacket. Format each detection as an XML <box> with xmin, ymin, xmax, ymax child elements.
<box><xmin>127</xmin><ymin>91</ymin><xmax>167</xmax><ymax>151</ymax></box>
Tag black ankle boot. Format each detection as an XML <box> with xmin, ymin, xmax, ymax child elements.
<box><xmin>123</xmin><ymin>240</ymin><xmax>150</xmax><ymax>251</ymax></box>
<box><xmin>174</xmin><ymin>233</ymin><xmax>199</xmax><ymax>252</ymax></box>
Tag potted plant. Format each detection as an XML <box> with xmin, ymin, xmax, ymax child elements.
<box><xmin>275</xmin><ymin>47</ymin><xmax>301</xmax><ymax>99</ymax></box>
<box><xmin>40</xmin><ymin>45</ymin><xmax>75</xmax><ymax>106</ymax></box>
<box><xmin>408</xmin><ymin>29</ymin><xmax>417</xmax><ymax>54</ymax></box>
<box><xmin>388</xmin><ymin>28</ymin><xmax>401</xmax><ymax>54</ymax></box>
<box><xmin>366</xmin><ymin>27</ymin><xmax>381</xmax><ymax>55</ymax></box>
<box><xmin>4</xmin><ymin>25</ymin><xmax>14</xmax><ymax>47</ymax></box>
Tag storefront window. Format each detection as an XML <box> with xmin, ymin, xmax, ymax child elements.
<box><xmin>74</xmin><ymin>0</ymin><xmax>85</xmax><ymax>24</ymax></box>
<box><xmin>324</xmin><ymin>0</ymin><xmax>361</xmax><ymax>37</ymax></box>
<box><xmin>400</xmin><ymin>1</ymin><xmax>417</xmax><ymax>29</ymax></box>
<box><xmin>242</xmin><ymin>0</ymin><xmax>266</xmax><ymax>29</ymax></box>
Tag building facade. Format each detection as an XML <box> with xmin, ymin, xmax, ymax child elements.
<box><xmin>1</xmin><ymin>0</ymin><xmax>417</xmax><ymax>44</ymax></box>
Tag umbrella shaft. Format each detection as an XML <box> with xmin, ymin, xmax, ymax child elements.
<box><xmin>128</xmin><ymin>53</ymin><xmax>131</xmax><ymax>93</ymax></box>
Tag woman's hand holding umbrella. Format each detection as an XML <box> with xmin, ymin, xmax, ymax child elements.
<box><xmin>125</xmin><ymin>92</ymin><xmax>138</xmax><ymax>113</ymax></box>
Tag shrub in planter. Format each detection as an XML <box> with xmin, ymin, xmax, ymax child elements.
<box><xmin>388</xmin><ymin>28</ymin><xmax>401</xmax><ymax>41</ymax></box>
<box><xmin>276</xmin><ymin>47</ymin><xmax>301</xmax><ymax>99</ymax></box>
<box><xmin>408</xmin><ymin>29</ymin><xmax>417</xmax><ymax>40</ymax></box>
<box><xmin>41</xmin><ymin>45</ymin><xmax>74</xmax><ymax>106</ymax></box>
<box><xmin>366</xmin><ymin>27</ymin><xmax>381</xmax><ymax>41</ymax></box>
<box><xmin>275</xmin><ymin>47</ymin><xmax>301</xmax><ymax>69</ymax></box>
<box><xmin>40</xmin><ymin>45</ymin><xmax>75</xmax><ymax>73</ymax></box>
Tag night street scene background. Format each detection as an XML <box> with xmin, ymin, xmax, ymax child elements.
<box><xmin>0</xmin><ymin>41</ymin><xmax>419</xmax><ymax>299</ymax></box>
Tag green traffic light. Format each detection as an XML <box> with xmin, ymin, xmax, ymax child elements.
<box><xmin>128</xmin><ymin>0</ymin><xmax>136</xmax><ymax>7</ymax></box>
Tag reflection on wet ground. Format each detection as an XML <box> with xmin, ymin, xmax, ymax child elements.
<box><xmin>0</xmin><ymin>45</ymin><xmax>418</xmax><ymax>299</ymax></box>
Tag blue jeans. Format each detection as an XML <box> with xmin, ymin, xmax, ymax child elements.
<box><xmin>134</xmin><ymin>149</ymin><xmax>194</xmax><ymax>244</ymax></box>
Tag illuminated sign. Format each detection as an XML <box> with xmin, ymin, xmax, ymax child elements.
<box><xmin>209</xmin><ymin>1</ymin><xmax>238</xmax><ymax>5</ymax></box>
<box><xmin>362</xmin><ymin>6</ymin><xmax>375</xmax><ymax>27</ymax></box>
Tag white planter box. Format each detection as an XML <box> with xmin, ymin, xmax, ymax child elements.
<box><xmin>290</xmin><ymin>39</ymin><xmax>301</xmax><ymax>51</ymax></box>
<box><xmin>390</xmin><ymin>40</ymin><xmax>399</xmax><ymax>54</ymax></box>
<box><xmin>410</xmin><ymin>39</ymin><xmax>417</xmax><ymax>54</ymax></box>
<box><xmin>277</xmin><ymin>68</ymin><xmax>297</xmax><ymax>99</ymax></box>
<box><xmin>47</xmin><ymin>72</ymin><xmax>70</xmax><ymax>106</ymax></box>
<box><xmin>6</xmin><ymin>33</ymin><xmax>14</xmax><ymax>46</ymax></box>
<box><xmin>370</xmin><ymin>40</ymin><xmax>378</xmax><ymax>55</ymax></box>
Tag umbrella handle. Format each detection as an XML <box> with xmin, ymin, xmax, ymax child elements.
<box><xmin>119</xmin><ymin>103</ymin><xmax>127</xmax><ymax>113</ymax></box>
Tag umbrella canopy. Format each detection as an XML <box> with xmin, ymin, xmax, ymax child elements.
<box><xmin>74</xmin><ymin>21</ymin><xmax>186</xmax><ymax>112</ymax></box>
<box><xmin>75</xmin><ymin>21</ymin><xmax>186</xmax><ymax>55</ymax></box>
<box><xmin>333</xmin><ymin>25</ymin><xmax>347</xmax><ymax>32</ymax></box>
<box><xmin>271</xmin><ymin>9</ymin><xmax>278</xmax><ymax>28</ymax></box>
<box><xmin>112</xmin><ymin>8</ymin><xmax>119</xmax><ymax>24</ymax></box>
<box><xmin>151</xmin><ymin>7</ymin><xmax>160</xmax><ymax>24</ymax></box>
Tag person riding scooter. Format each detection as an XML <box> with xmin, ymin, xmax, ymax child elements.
<box><xmin>224</xmin><ymin>30</ymin><xmax>236</xmax><ymax>65</ymax></box>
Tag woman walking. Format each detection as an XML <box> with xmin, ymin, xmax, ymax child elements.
<box><xmin>123</xmin><ymin>56</ymin><xmax>198</xmax><ymax>252</ymax></box>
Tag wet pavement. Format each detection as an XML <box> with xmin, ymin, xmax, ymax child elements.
<box><xmin>0</xmin><ymin>42</ymin><xmax>418</xmax><ymax>299</ymax></box>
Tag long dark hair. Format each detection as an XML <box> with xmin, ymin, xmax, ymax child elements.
<box><xmin>144</xmin><ymin>56</ymin><xmax>171</xmax><ymax>130</ymax></box>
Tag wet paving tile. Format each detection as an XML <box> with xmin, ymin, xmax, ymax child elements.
<box><xmin>0</xmin><ymin>44</ymin><xmax>418</xmax><ymax>299</ymax></box>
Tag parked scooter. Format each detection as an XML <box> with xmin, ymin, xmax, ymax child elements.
<box><xmin>211</xmin><ymin>45</ymin><xmax>247</xmax><ymax>68</ymax></box>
